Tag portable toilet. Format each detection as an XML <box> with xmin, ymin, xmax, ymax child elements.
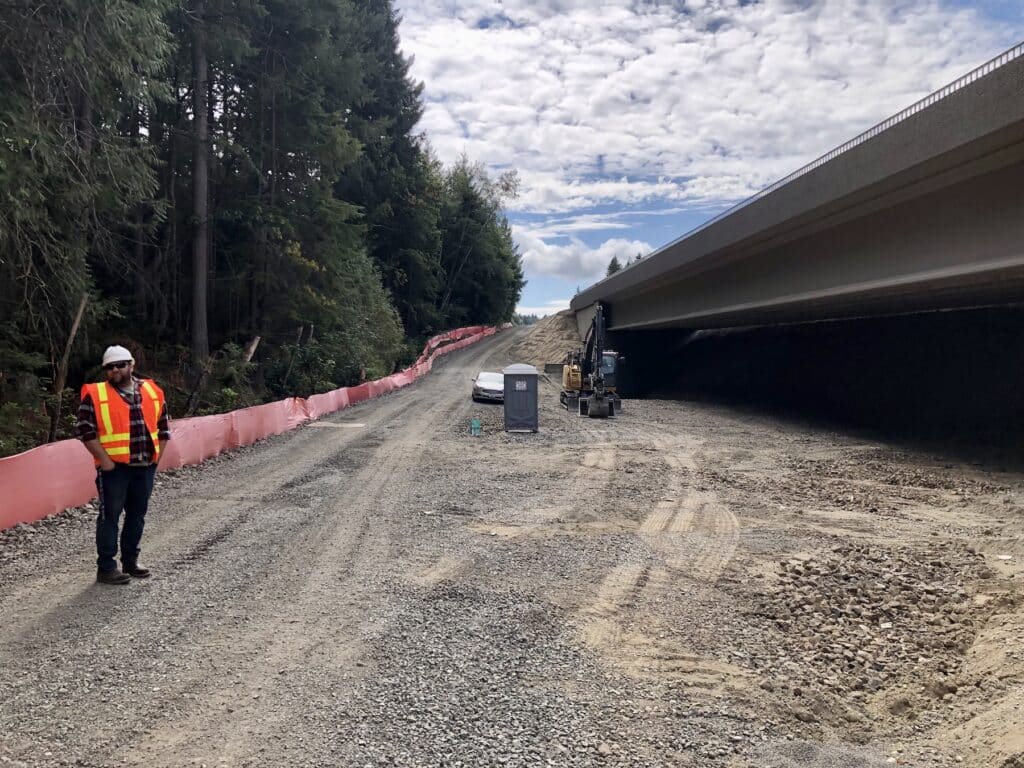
<box><xmin>503</xmin><ymin>363</ymin><xmax>539</xmax><ymax>432</ymax></box>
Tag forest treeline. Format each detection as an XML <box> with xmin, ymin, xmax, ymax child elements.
<box><xmin>0</xmin><ymin>0</ymin><xmax>524</xmax><ymax>456</ymax></box>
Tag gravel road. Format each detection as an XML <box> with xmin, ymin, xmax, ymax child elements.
<box><xmin>1</xmin><ymin>328</ymin><xmax>1022</xmax><ymax>767</ymax></box>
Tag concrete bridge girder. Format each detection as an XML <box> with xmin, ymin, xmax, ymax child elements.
<box><xmin>611</xmin><ymin>155</ymin><xmax>1024</xmax><ymax>331</ymax></box>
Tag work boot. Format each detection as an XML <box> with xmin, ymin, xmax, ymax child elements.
<box><xmin>96</xmin><ymin>568</ymin><xmax>131</xmax><ymax>585</ymax></box>
<box><xmin>121</xmin><ymin>558</ymin><xmax>151</xmax><ymax>579</ymax></box>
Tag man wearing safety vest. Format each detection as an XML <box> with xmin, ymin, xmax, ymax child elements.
<box><xmin>76</xmin><ymin>345</ymin><xmax>171</xmax><ymax>585</ymax></box>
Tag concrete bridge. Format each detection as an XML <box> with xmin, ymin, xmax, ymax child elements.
<box><xmin>570</xmin><ymin>43</ymin><xmax>1024</xmax><ymax>342</ymax></box>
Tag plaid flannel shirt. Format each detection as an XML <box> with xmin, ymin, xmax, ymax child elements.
<box><xmin>76</xmin><ymin>377</ymin><xmax>171</xmax><ymax>465</ymax></box>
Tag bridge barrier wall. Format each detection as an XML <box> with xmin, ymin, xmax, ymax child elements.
<box><xmin>0</xmin><ymin>325</ymin><xmax>497</xmax><ymax>530</ymax></box>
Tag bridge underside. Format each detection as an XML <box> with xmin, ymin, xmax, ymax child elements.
<box><xmin>603</xmin><ymin>153</ymin><xmax>1024</xmax><ymax>333</ymax></box>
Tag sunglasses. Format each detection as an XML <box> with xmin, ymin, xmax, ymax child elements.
<box><xmin>104</xmin><ymin>361</ymin><xmax>130</xmax><ymax>371</ymax></box>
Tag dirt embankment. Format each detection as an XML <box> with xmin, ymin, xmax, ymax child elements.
<box><xmin>507</xmin><ymin>310</ymin><xmax>581</xmax><ymax>368</ymax></box>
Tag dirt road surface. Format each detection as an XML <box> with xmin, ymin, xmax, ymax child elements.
<box><xmin>1</xmin><ymin>328</ymin><xmax>1022</xmax><ymax>767</ymax></box>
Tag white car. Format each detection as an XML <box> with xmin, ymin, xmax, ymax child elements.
<box><xmin>471</xmin><ymin>371</ymin><xmax>504</xmax><ymax>402</ymax></box>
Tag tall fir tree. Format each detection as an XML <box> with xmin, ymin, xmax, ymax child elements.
<box><xmin>335</xmin><ymin>0</ymin><xmax>444</xmax><ymax>340</ymax></box>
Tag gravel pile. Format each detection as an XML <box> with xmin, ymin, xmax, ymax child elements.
<box><xmin>753</xmin><ymin>544</ymin><xmax>988</xmax><ymax>724</ymax></box>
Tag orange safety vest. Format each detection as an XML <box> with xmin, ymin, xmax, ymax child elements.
<box><xmin>80</xmin><ymin>379</ymin><xmax>166</xmax><ymax>465</ymax></box>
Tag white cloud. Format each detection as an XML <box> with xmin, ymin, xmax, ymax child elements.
<box><xmin>515</xmin><ymin>299</ymin><xmax>572</xmax><ymax>317</ymax></box>
<box><xmin>527</xmin><ymin>215</ymin><xmax>632</xmax><ymax>238</ymax></box>
<box><xmin>398</xmin><ymin>0</ymin><xmax>1014</xmax><ymax>203</ymax></box>
<box><xmin>509</xmin><ymin>169</ymin><xmax>710</xmax><ymax>214</ymax></box>
<box><xmin>525</xmin><ymin>207</ymin><xmax>697</xmax><ymax>238</ymax></box>
<box><xmin>514</xmin><ymin>226</ymin><xmax>652</xmax><ymax>283</ymax></box>
<box><xmin>395</xmin><ymin>0</ymin><xmax>1021</xmax><ymax>284</ymax></box>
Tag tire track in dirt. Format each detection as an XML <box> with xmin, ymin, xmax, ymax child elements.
<box><xmin>577</xmin><ymin>433</ymin><xmax>746</xmax><ymax>691</ymax></box>
<box><xmin>199</xmin><ymin>332</ymin><xmax>528</xmax><ymax>762</ymax></box>
<box><xmin>0</xmin><ymin>413</ymin><xmax>412</xmax><ymax>766</ymax></box>
<box><xmin>459</xmin><ymin>437</ymin><xmax>623</xmax><ymax>541</ymax></box>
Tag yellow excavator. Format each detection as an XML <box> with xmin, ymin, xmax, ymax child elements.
<box><xmin>560</xmin><ymin>303</ymin><xmax>623</xmax><ymax>417</ymax></box>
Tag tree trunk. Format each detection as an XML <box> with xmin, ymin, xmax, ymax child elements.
<box><xmin>281</xmin><ymin>325</ymin><xmax>304</xmax><ymax>392</ymax></box>
<box><xmin>438</xmin><ymin>223</ymin><xmax>474</xmax><ymax>320</ymax></box>
<box><xmin>134</xmin><ymin>206</ymin><xmax>146</xmax><ymax>316</ymax></box>
<box><xmin>159</xmin><ymin>63</ymin><xmax>183</xmax><ymax>339</ymax></box>
<box><xmin>243</xmin><ymin>336</ymin><xmax>261</xmax><ymax>363</ymax></box>
<box><xmin>48</xmin><ymin>294</ymin><xmax>89</xmax><ymax>442</ymax></box>
<box><xmin>132</xmin><ymin>108</ymin><xmax>147</xmax><ymax>317</ymax></box>
<box><xmin>191</xmin><ymin>0</ymin><xmax>210</xmax><ymax>365</ymax></box>
<box><xmin>249</xmin><ymin>71</ymin><xmax>267</xmax><ymax>336</ymax></box>
<box><xmin>77</xmin><ymin>95</ymin><xmax>94</xmax><ymax>154</ymax></box>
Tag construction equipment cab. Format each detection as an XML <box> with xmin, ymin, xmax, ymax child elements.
<box><xmin>560</xmin><ymin>303</ymin><xmax>622</xmax><ymax>418</ymax></box>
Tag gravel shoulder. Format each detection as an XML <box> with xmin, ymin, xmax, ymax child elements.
<box><xmin>1</xmin><ymin>327</ymin><xmax>1022</xmax><ymax>767</ymax></box>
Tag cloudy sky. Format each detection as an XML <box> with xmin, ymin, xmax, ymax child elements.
<box><xmin>392</xmin><ymin>0</ymin><xmax>1024</xmax><ymax>316</ymax></box>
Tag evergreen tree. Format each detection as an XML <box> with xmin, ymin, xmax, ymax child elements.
<box><xmin>335</xmin><ymin>0</ymin><xmax>444</xmax><ymax>339</ymax></box>
<box><xmin>606</xmin><ymin>256</ymin><xmax>623</xmax><ymax>276</ymax></box>
<box><xmin>436</xmin><ymin>159</ymin><xmax>524</xmax><ymax>328</ymax></box>
<box><xmin>211</xmin><ymin>0</ymin><xmax>403</xmax><ymax>384</ymax></box>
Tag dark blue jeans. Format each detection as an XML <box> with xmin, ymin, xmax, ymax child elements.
<box><xmin>95</xmin><ymin>464</ymin><xmax>157</xmax><ymax>572</ymax></box>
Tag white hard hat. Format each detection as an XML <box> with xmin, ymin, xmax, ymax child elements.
<box><xmin>102</xmin><ymin>345</ymin><xmax>134</xmax><ymax>366</ymax></box>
